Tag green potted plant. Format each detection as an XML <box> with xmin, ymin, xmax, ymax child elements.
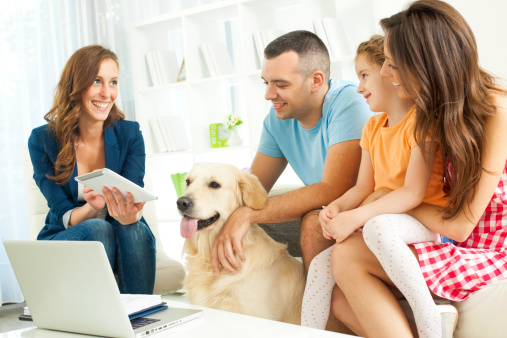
<box><xmin>222</xmin><ymin>113</ymin><xmax>244</xmax><ymax>146</ymax></box>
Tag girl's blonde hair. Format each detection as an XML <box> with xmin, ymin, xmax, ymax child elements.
<box><xmin>356</xmin><ymin>35</ymin><xmax>385</xmax><ymax>67</ymax></box>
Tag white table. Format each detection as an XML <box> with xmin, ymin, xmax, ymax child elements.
<box><xmin>0</xmin><ymin>296</ymin><xmax>354</xmax><ymax>338</ymax></box>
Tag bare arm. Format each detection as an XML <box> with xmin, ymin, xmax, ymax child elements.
<box><xmin>324</xmin><ymin>143</ymin><xmax>436</xmax><ymax>242</ymax></box>
<box><xmin>69</xmin><ymin>187</ymin><xmax>104</xmax><ymax>226</ymax></box>
<box><xmin>248</xmin><ymin>140</ymin><xmax>362</xmax><ymax>224</ymax></box>
<box><xmin>319</xmin><ymin>149</ymin><xmax>374</xmax><ymax>239</ymax></box>
<box><xmin>69</xmin><ymin>204</ymin><xmax>102</xmax><ymax>226</ymax></box>
<box><xmin>212</xmin><ymin>139</ymin><xmax>362</xmax><ymax>274</ymax></box>
<box><xmin>249</xmin><ymin>151</ymin><xmax>288</xmax><ymax>193</ymax></box>
<box><xmin>328</xmin><ymin>149</ymin><xmax>375</xmax><ymax>212</ymax></box>
<box><xmin>408</xmin><ymin>97</ymin><xmax>507</xmax><ymax>242</ymax></box>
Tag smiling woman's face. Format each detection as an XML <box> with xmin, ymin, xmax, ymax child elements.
<box><xmin>80</xmin><ymin>58</ymin><xmax>119</xmax><ymax>123</ymax></box>
<box><xmin>380</xmin><ymin>39</ymin><xmax>412</xmax><ymax>100</ymax></box>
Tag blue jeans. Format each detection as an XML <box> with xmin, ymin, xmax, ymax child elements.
<box><xmin>51</xmin><ymin>219</ymin><xmax>156</xmax><ymax>294</ymax></box>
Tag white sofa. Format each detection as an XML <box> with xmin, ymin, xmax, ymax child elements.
<box><xmin>262</xmin><ymin>186</ymin><xmax>507</xmax><ymax>337</ymax></box>
<box><xmin>23</xmin><ymin>148</ymin><xmax>185</xmax><ymax>295</ymax></box>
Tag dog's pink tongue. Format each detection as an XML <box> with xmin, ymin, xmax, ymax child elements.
<box><xmin>180</xmin><ymin>216</ymin><xmax>199</xmax><ymax>238</ymax></box>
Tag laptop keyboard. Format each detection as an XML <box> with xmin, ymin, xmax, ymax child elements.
<box><xmin>131</xmin><ymin>317</ymin><xmax>160</xmax><ymax>329</ymax></box>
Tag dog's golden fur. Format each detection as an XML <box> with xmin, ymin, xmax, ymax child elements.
<box><xmin>178</xmin><ymin>163</ymin><xmax>304</xmax><ymax>324</ymax></box>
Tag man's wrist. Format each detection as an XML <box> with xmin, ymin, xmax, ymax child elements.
<box><xmin>239</xmin><ymin>205</ymin><xmax>256</xmax><ymax>224</ymax></box>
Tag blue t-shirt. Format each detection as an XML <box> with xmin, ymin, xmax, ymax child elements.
<box><xmin>258</xmin><ymin>80</ymin><xmax>372</xmax><ymax>185</ymax></box>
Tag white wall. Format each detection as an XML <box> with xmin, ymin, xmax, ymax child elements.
<box><xmin>374</xmin><ymin>0</ymin><xmax>507</xmax><ymax>85</ymax></box>
<box><xmin>447</xmin><ymin>0</ymin><xmax>507</xmax><ymax>85</ymax></box>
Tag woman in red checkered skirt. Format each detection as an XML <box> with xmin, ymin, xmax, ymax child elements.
<box><xmin>320</xmin><ymin>1</ymin><xmax>507</xmax><ymax>337</ymax></box>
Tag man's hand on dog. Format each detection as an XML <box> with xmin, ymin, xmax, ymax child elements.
<box><xmin>212</xmin><ymin>206</ymin><xmax>252</xmax><ymax>275</ymax></box>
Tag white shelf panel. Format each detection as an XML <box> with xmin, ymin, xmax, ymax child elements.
<box><xmin>130</xmin><ymin>0</ymin><xmax>378</xmax><ymax>212</ymax></box>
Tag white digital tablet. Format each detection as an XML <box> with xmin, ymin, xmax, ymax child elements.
<box><xmin>75</xmin><ymin>168</ymin><xmax>158</xmax><ymax>203</ymax></box>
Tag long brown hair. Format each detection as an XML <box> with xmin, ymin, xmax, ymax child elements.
<box><xmin>380</xmin><ymin>0</ymin><xmax>504</xmax><ymax>220</ymax></box>
<box><xmin>44</xmin><ymin>45</ymin><xmax>125</xmax><ymax>184</ymax></box>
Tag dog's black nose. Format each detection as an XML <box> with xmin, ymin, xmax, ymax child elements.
<box><xmin>177</xmin><ymin>196</ymin><xmax>193</xmax><ymax>211</ymax></box>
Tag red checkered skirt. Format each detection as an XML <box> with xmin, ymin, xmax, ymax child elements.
<box><xmin>413</xmin><ymin>162</ymin><xmax>507</xmax><ymax>302</ymax></box>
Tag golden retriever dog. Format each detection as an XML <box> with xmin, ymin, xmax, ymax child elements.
<box><xmin>177</xmin><ymin>163</ymin><xmax>304</xmax><ymax>324</ymax></box>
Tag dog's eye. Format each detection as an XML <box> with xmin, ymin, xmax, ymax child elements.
<box><xmin>186</xmin><ymin>179</ymin><xmax>190</xmax><ymax>186</ymax></box>
<box><xmin>209</xmin><ymin>181</ymin><xmax>220</xmax><ymax>189</ymax></box>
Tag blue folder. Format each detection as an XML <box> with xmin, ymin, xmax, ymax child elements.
<box><xmin>128</xmin><ymin>303</ymin><xmax>168</xmax><ymax>320</ymax></box>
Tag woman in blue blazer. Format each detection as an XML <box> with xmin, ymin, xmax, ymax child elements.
<box><xmin>28</xmin><ymin>45</ymin><xmax>156</xmax><ymax>294</ymax></box>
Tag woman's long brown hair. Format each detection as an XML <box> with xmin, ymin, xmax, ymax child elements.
<box><xmin>380</xmin><ymin>0</ymin><xmax>504</xmax><ymax>220</ymax></box>
<box><xmin>44</xmin><ymin>45</ymin><xmax>125</xmax><ymax>185</ymax></box>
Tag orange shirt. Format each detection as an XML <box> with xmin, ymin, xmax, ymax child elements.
<box><xmin>360</xmin><ymin>106</ymin><xmax>448</xmax><ymax>207</ymax></box>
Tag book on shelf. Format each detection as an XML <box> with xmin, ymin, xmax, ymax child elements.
<box><xmin>145</xmin><ymin>52</ymin><xmax>161</xmax><ymax>87</ymax></box>
<box><xmin>252</xmin><ymin>30</ymin><xmax>264</xmax><ymax>67</ymax></box>
<box><xmin>158</xmin><ymin>116</ymin><xmax>177</xmax><ymax>153</ymax></box>
<box><xmin>260</xmin><ymin>28</ymin><xmax>285</xmax><ymax>48</ymax></box>
<box><xmin>320</xmin><ymin>17</ymin><xmax>351</xmax><ymax>59</ymax></box>
<box><xmin>200</xmin><ymin>41</ymin><xmax>234</xmax><ymax>77</ymax></box>
<box><xmin>156</xmin><ymin>115</ymin><xmax>191</xmax><ymax>152</ymax></box>
<box><xmin>145</xmin><ymin>50</ymin><xmax>179</xmax><ymax>87</ymax></box>
<box><xmin>313</xmin><ymin>19</ymin><xmax>334</xmax><ymax>59</ymax></box>
<box><xmin>149</xmin><ymin>118</ymin><xmax>168</xmax><ymax>153</ymax></box>
<box><xmin>200</xmin><ymin>42</ymin><xmax>217</xmax><ymax>77</ymax></box>
<box><xmin>154</xmin><ymin>50</ymin><xmax>179</xmax><ymax>85</ymax></box>
<box><xmin>252</xmin><ymin>28</ymin><xmax>285</xmax><ymax>68</ymax></box>
<box><xmin>23</xmin><ymin>294</ymin><xmax>165</xmax><ymax>320</ymax></box>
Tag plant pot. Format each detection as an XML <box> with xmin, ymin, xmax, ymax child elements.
<box><xmin>227</xmin><ymin>127</ymin><xmax>243</xmax><ymax>146</ymax></box>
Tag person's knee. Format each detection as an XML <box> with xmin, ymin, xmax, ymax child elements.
<box><xmin>115</xmin><ymin>221</ymin><xmax>155</xmax><ymax>247</ymax></box>
<box><xmin>362</xmin><ymin>215</ymin><xmax>394</xmax><ymax>245</ymax></box>
<box><xmin>330</xmin><ymin>285</ymin><xmax>348</xmax><ymax>322</ymax></box>
<box><xmin>331</xmin><ymin>243</ymin><xmax>349</xmax><ymax>281</ymax></box>
<box><xmin>331</xmin><ymin>237</ymin><xmax>363</xmax><ymax>284</ymax></box>
<box><xmin>79</xmin><ymin>219</ymin><xmax>114</xmax><ymax>241</ymax></box>
<box><xmin>300</xmin><ymin>212</ymin><xmax>321</xmax><ymax>247</ymax></box>
<box><xmin>73</xmin><ymin>219</ymin><xmax>115</xmax><ymax>257</ymax></box>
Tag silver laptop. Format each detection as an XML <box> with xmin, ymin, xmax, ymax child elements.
<box><xmin>4</xmin><ymin>240</ymin><xmax>202</xmax><ymax>338</ymax></box>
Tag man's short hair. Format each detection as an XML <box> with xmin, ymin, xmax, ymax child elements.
<box><xmin>264</xmin><ymin>30</ymin><xmax>330</xmax><ymax>81</ymax></box>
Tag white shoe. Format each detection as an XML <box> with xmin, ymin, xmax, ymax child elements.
<box><xmin>438</xmin><ymin>304</ymin><xmax>458</xmax><ymax>338</ymax></box>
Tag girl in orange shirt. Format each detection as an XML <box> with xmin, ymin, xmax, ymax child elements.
<box><xmin>301</xmin><ymin>35</ymin><xmax>454</xmax><ymax>337</ymax></box>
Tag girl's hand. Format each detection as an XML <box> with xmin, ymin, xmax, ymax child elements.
<box><xmin>83</xmin><ymin>186</ymin><xmax>106</xmax><ymax>210</ymax></box>
<box><xmin>319</xmin><ymin>203</ymin><xmax>340</xmax><ymax>224</ymax></box>
<box><xmin>102</xmin><ymin>187</ymin><xmax>145</xmax><ymax>225</ymax></box>
<box><xmin>319</xmin><ymin>201</ymin><xmax>340</xmax><ymax>239</ymax></box>
<box><xmin>319</xmin><ymin>204</ymin><xmax>340</xmax><ymax>240</ymax></box>
<box><xmin>324</xmin><ymin>210</ymin><xmax>363</xmax><ymax>243</ymax></box>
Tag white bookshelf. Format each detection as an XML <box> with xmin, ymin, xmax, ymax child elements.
<box><xmin>130</xmin><ymin>0</ymin><xmax>379</xmax><ymax>222</ymax></box>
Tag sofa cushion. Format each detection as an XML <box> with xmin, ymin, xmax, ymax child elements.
<box><xmin>258</xmin><ymin>185</ymin><xmax>303</xmax><ymax>257</ymax></box>
<box><xmin>258</xmin><ymin>220</ymin><xmax>301</xmax><ymax>257</ymax></box>
<box><xmin>452</xmin><ymin>278</ymin><xmax>507</xmax><ymax>337</ymax></box>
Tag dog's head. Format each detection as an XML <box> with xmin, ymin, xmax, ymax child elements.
<box><xmin>177</xmin><ymin>163</ymin><xmax>268</xmax><ymax>239</ymax></box>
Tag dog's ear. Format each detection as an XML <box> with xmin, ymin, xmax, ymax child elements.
<box><xmin>238</xmin><ymin>171</ymin><xmax>268</xmax><ymax>209</ymax></box>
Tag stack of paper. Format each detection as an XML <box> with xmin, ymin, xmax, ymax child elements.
<box><xmin>121</xmin><ymin>294</ymin><xmax>162</xmax><ymax>315</ymax></box>
<box><xmin>200</xmin><ymin>41</ymin><xmax>234</xmax><ymax>77</ymax></box>
<box><xmin>149</xmin><ymin>115</ymin><xmax>191</xmax><ymax>153</ymax></box>
<box><xmin>24</xmin><ymin>294</ymin><xmax>164</xmax><ymax>319</ymax></box>
<box><xmin>252</xmin><ymin>28</ymin><xmax>285</xmax><ymax>67</ymax></box>
<box><xmin>145</xmin><ymin>49</ymin><xmax>179</xmax><ymax>87</ymax></box>
<box><xmin>313</xmin><ymin>17</ymin><xmax>351</xmax><ymax>60</ymax></box>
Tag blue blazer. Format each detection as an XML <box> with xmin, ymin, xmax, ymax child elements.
<box><xmin>28</xmin><ymin>120</ymin><xmax>147</xmax><ymax>240</ymax></box>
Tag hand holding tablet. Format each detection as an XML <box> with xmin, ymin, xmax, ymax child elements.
<box><xmin>75</xmin><ymin>168</ymin><xmax>158</xmax><ymax>203</ymax></box>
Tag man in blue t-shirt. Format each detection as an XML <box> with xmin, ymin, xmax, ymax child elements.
<box><xmin>212</xmin><ymin>30</ymin><xmax>372</xmax><ymax>280</ymax></box>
